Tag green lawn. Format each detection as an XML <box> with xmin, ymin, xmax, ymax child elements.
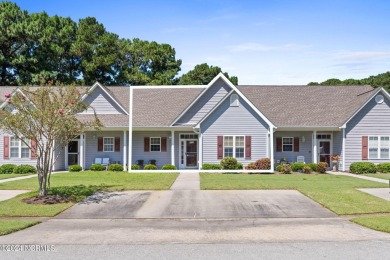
<box><xmin>0</xmin><ymin>171</ymin><xmax>179</xmax><ymax>190</ymax></box>
<box><xmin>363</xmin><ymin>173</ymin><xmax>390</xmax><ymax>180</ymax></box>
<box><xmin>0</xmin><ymin>220</ymin><xmax>40</xmax><ymax>236</ymax></box>
<box><xmin>0</xmin><ymin>174</ymin><xmax>33</xmax><ymax>180</ymax></box>
<box><xmin>351</xmin><ymin>216</ymin><xmax>390</xmax><ymax>233</ymax></box>
<box><xmin>200</xmin><ymin>173</ymin><xmax>390</xmax><ymax>215</ymax></box>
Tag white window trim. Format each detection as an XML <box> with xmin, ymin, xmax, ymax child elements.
<box><xmin>103</xmin><ymin>137</ymin><xmax>114</xmax><ymax>152</ymax></box>
<box><xmin>10</xmin><ymin>136</ymin><xmax>30</xmax><ymax>159</ymax></box>
<box><xmin>150</xmin><ymin>137</ymin><xmax>161</xmax><ymax>152</ymax></box>
<box><xmin>368</xmin><ymin>135</ymin><xmax>390</xmax><ymax>159</ymax></box>
<box><xmin>230</xmin><ymin>94</ymin><xmax>239</xmax><ymax>107</ymax></box>
<box><xmin>282</xmin><ymin>137</ymin><xmax>293</xmax><ymax>152</ymax></box>
<box><xmin>223</xmin><ymin>135</ymin><xmax>245</xmax><ymax>158</ymax></box>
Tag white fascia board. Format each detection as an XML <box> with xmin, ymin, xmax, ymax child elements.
<box><xmin>276</xmin><ymin>126</ymin><xmax>341</xmax><ymax>131</ymax></box>
<box><xmin>132</xmin><ymin>126</ymin><xmax>194</xmax><ymax>131</ymax></box>
<box><xmin>131</xmin><ymin>85</ymin><xmax>206</xmax><ymax>89</ymax></box>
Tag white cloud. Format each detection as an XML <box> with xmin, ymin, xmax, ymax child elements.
<box><xmin>227</xmin><ymin>42</ymin><xmax>311</xmax><ymax>52</ymax></box>
<box><xmin>336</xmin><ymin>51</ymin><xmax>390</xmax><ymax>61</ymax></box>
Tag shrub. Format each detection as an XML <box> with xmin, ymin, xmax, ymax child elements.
<box><xmin>291</xmin><ymin>162</ymin><xmax>305</xmax><ymax>172</ymax></box>
<box><xmin>236</xmin><ymin>162</ymin><xmax>243</xmax><ymax>170</ymax></box>
<box><xmin>89</xmin><ymin>164</ymin><xmax>105</xmax><ymax>171</ymax></box>
<box><xmin>144</xmin><ymin>164</ymin><xmax>158</xmax><ymax>170</ymax></box>
<box><xmin>245</xmin><ymin>163</ymin><xmax>257</xmax><ymax>170</ymax></box>
<box><xmin>13</xmin><ymin>164</ymin><xmax>37</xmax><ymax>174</ymax></box>
<box><xmin>349</xmin><ymin>162</ymin><xmax>377</xmax><ymax>174</ymax></box>
<box><xmin>68</xmin><ymin>164</ymin><xmax>82</xmax><ymax>172</ymax></box>
<box><xmin>303</xmin><ymin>165</ymin><xmax>312</xmax><ymax>174</ymax></box>
<box><xmin>307</xmin><ymin>163</ymin><xmax>318</xmax><ymax>172</ymax></box>
<box><xmin>162</xmin><ymin>164</ymin><xmax>177</xmax><ymax>170</ymax></box>
<box><xmin>254</xmin><ymin>158</ymin><xmax>271</xmax><ymax>170</ymax></box>
<box><xmin>377</xmin><ymin>163</ymin><xmax>390</xmax><ymax>173</ymax></box>
<box><xmin>280</xmin><ymin>164</ymin><xmax>292</xmax><ymax>174</ymax></box>
<box><xmin>275</xmin><ymin>164</ymin><xmax>283</xmax><ymax>172</ymax></box>
<box><xmin>201</xmin><ymin>163</ymin><xmax>221</xmax><ymax>170</ymax></box>
<box><xmin>131</xmin><ymin>164</ymin><xmax>140</xmax><ymax>170</ymax></box>
<box><xmin>0</xmin><ymin>164</ymin><xmax>17</xmax><ymax>174</ymax></box>
<box><xmin>316</xmin><ymin>162</ymin><xmax>328</xmax><ymax>173</ymax></box>
<box><xmin>220</xmin><ymin>157</ymin><xmax>238</xmax><ymax>170</ymax></box>
<box><xmin>108</xmin><ymin>164</ymin><xmax>124</xmax><ymax>171</ymax></box>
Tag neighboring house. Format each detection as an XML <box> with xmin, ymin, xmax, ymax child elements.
<box><xmin>1</xmin><ymin>73</ymin><xmax>390</xmax><ymax>171</ymax></box>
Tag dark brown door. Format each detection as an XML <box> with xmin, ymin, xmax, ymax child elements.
<box><xmin>68</xmin><ymin>140</ymin><xmax>79</xmax><ymax>166</ymax></box>
<box><xmin>319</xmin><ymin>141</ymin><xmax>330</xmax><ymax>166</ymax></box>
<box><xmin>186</xmin><ymin>140</ymin><xmax>197</xmax><ymax>167</ymax></box>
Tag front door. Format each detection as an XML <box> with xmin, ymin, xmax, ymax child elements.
<box><xmin>186</xmin><ymin>140</ymin><xmax>198</xmax><ymax>167</ymax></box>
<box><xmin>318</xmin><ymin>140</ymin><xmax>331</xmax><ymax>166</ymax></box>
<box><xmin>67</xmin><ymin>140</ymin><xmax>79</xmax><ymax>167</ymax></box>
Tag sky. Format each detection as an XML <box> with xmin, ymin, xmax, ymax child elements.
<box><xmin>9</xmin><ymin>0</ymin><xmax>390</xmax><ymax>84</ymax></box>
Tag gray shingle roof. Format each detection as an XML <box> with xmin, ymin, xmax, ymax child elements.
<box><xmin>132</xmin><ymin>88</ymin><xmax>205</xmax><ymax>127</ymax></box>
<box><xmin>76</xmin><ymin>114</ymin><xmax>129</xmax><ymax>127</ymax></box>
<box><xmin>237</xmin><ymin>85</ymin><xmax>377</xmax><ymax>127</ymax></box>
<box><xmin>104</xmin><ymin>86</ymin><xmax>130</xmax><ymax>113</ymax></box>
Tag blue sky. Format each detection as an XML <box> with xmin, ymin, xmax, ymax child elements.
<box><xmin>10</xmin><ymin>0</ymin><xmax>390</xmax><ymax>84</ymax></box>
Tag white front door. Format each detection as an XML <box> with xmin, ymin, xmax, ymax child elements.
<box><xmin>179</xmin><ymin>139</ymin><xmax>198</xmax><ymax>169</ymax></box>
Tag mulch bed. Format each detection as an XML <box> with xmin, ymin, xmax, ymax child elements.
<box><xmin>22</xmin><ymin>195</ymin><xmax>75</xmax><ymax>205</ymax></box>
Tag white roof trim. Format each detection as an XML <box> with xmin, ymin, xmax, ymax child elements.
<box><xmin>132</xmin><ymin>85</ymin><xmax>207</xmax><ymax>89</ymax></box>
<box><xmin>81</xmin><ymin>82</ymin><xmax>129</xmax><ymax>115</ymax></box>
<box><xmin>341</xmin><ymin>87</ymin><xmax>386</xmax><ymax>127</ymax></box>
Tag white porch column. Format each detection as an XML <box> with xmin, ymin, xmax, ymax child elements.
<box><xmin>270</xmin><ymin>127</ymin><xmax>274</xmax><ymax>171</ymax></box>
<box><xmin>171</xmin><ymin>130</ymin><xmax>175</xmax><ymax>166</ymax></box>
<box><xmin>80</xmin><ymin>134</ymin><xmax>84</xmax><ymax>170</ymax></box>
<box><xmin>342</xmin><ymin>128</ymin><xmax>346</xmax><ymax>171</ymax></box>
<box><xmin>123</xmin><ymin>130</ymin><xmax>127</xmax><ymax>171</ymax></box>
<box><xmin>64</xmin><ymin>146</ymin><xmax>68</xmax><ymax>170</ymax></box>
<box><xmin>313</xmin><ymin>130</ymin><xmax>317</xmax><ymax>163</ymax></box>
<box><xmin>198</xmin><ymin>130</ymin><xmax>203</xmax><ymax>170</ymax></box>
<box><xmin>128</xmin><ymin>87</ymin><xmax>133</xmax><ymax>172</ymax></box>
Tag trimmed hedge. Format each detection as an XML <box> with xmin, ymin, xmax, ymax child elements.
<box><xmin>307</xmin><ymin>163</ymin><xmax>318</xmax><ymax>172</ymax></box>
<box><xmin>350</xmin><ymin>162</ymin><xmax>377</xmax><ymax>174</ymax></box>
<box><xmin>108</xmin><ymin>164</ymin><xmax>123</xmax><ymax>171</ymax></box>
<box><xmin>13</xmin><ymin>164</ymin><xmax>37</xmax><ymax>174</ymax></box>
<box><xmin>202</xmin><ymin>163</ymin><xmax>221</xmax><ymax>170</ymax></box>
<box><xmin>303</xmin><ymin>165</ymin><xmax>312</xmax><ymax>174</ymax></box>
<box><xmin>280</xmin><ymin>164</ymin><xmax>292</xmax><ymax>174</ymax></box>
<box><xmin>317</xmin><ymin>162</ymin><xmax>328</xmax><ymax>173</ymax></box>
<box><xmin>291</xmin><ymin>162</ymin><xmax>305</xmax><ymax>172</ymax></box>
<box><xmin>161</xmin><ymin>164</ymin><xmax>177</xmax><ymax>170</ymax></box>
<box><xmin>377</xmin><ymin>163</ymin><xmax>390</xmax><ymax>173</ymax></box>
<box><xmin>89</xmin><ymin>164</ymin><xmax>105</xmax><ymax>171</ymax></box>
<box><xmin>144</xmin><ymin>164</ymin><xmax>158</xmax><ymax>170</ymax></box>
<box><xmin>220</xmin><ymin>157</ymin><xmax>238</xmax><ymax>170</ymax></box>
<box><xmin>68</xmin><ymin>164</ymin><xmax>82</xmax><ymax>172</ymax></box>
<box><xmin>275</xmin><ymin>164</ymin><xmax>283</xmax><ymax>172</ymax></box>
<box><xmin>131</xmin><ymin>164</ymin><xmax>140</xmax><ymax>170</ymax></box>
<box><xmin>254</xmin><ymin>158</ymin><xmax>271</xmax><ymax>170</ymax></box>
<box><xmin>236</xmin><ymin>162</ymin><xmax>243</xmax><ymax>170</ymax></box>
<box><xmin>0</xmin><ymin>164</ymin><xmax>17</xmax><ymax>174</ymax></box>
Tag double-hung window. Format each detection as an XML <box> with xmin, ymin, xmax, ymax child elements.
<box><xmin>10</xmin><ymin>136</ymin><xmax>30</xmax><ymax>158</ymax></box>
<box><xmin>224</xmin><ymin>136</ymin><xmax>245</xmax><ymax>158</ymax></box>
<box><xmin>150</xmin><ymin>137</ymin><xmax>161</xmax><ymax>152</ymax></box>
<box><xmin>282</xmin><ymin>137</ymin><xmax>293</xmax><ymax>152</ymax></box>
<box><xmin>103</xmin><ymin>137</ymin><xmax>114</xmax><ymax>152</ymax></box>
<box><xmin>369</xmin><ymin>136</ymin><xmax>390</xmax><ymax>159</ymax></box>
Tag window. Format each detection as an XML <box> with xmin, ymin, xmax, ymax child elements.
<box><xmin>224</xmin><ymin>136</ymin><xmax>245</xmax><ymax>158</ymax></box>
<box><xmin>282</xmin><ymin>137</ymin><xmax>293</xmax><ymax>152</ymax></box>
<box><xmin>317</xmin><ymin>134</ymin><xmax>331</xmax><ymax>140</ymax></box>
<box><xmin>10</xmin><ymin>136</ymin><xmax>30</xmax><ymax>158</ymax></box>
<box><xmin>180</xmin><ymin>134</ymin><xmax>198</xmax><ymax>139</ymax></box>
<box><xmin>369</xmin><ymin>136</ymin><xmax>390</xmax><ymax>159</ymax></box>
<box><xmin>230</xmin><ymin>94</ymin><xmax>239</xmax><ymax>107</ymax></box>
<box><xmin>150</xmin><ymin>137</ymin><xmax>161</xmax><ymax>152</ymax></box>
<box><xmin>103</xmin><ymin>137</ymin><xmax>114</xmax><ymax>152</ymax></box>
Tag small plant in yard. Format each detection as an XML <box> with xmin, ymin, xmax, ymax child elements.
<box><xmin>131</xmin><ymin>164</ymin><xmax>140</xmax><ymax>170</ymax></box>
<box><xmin>13</xmin><ymin>165</ymin><xmax>37</xmax><ymax>174</ymax></box>
<box><xmin>220</xmin><ymin>157</ymin><xmax>238</xmax><ymax>170</ymax></box>
<box><xmin>89</xmin><ymin>164</ymin><xmax>105</xmax><ymax>171</ymax></box>
<box><xmin>316</xmin><ymin>162</ymin><xmax>328</xmax><ymax>173</ymax></box>
<box><xmin>201</xmin><ymin>163</ymin><xmax>221</xmax><ymax>170</ymax></box>
<box><xmin>376</xmin><ymin>163</ymin><xmax>390</xmax><ymax>173</ymax></box>
<box><xmin>291</xmin><ymin>162</ymin><xmax>305</xmax><ymax>172</ymax></box>
<box><xmin>144</xmin><ymin>164</ymin><xmax>158</xmax><ymax>170</ymax></box>
<box><xmin>350</xmin><ymin>162</ymin><xmax>377</xmax><ymax>174</ymax></box>
<box><xmin>254</xmin><ymin>158</ymin><xmax>271</xmax><ymax>170</ymax></box>
<box><xmin>108</xmin><ymin>164</ymin><xmax>123</xmax><ymax>171</ymax></box>
<box><xmin>0</xmin><ymin>164</ymin><xmax>17</xmax><ymax>174</ymax></box>
<box><xmin>275</xmin><ymin>164</ymin><xmax>283</xmax><ymax>172</ymax></box>
<box><xmin>303</xmin><ymin>165</ymin><xmax>312</xmax><ymax>174</ymax></box>
<box><xmin>161</xmin><ymin>164</ymin><xmax>177</xmax><ymax>170</ymax></box>
<box><xmin>245</xmin><ymin>163</ymin><xmax>257</xmax><ymax>170</ymax></box>
<box><xmin>236</xmin><ymin>163</ymin><xmax>243</xmax><ymax>170</ymax></box>
<box><xmin>279</xmin><ymin>164</ymin><xmax>292</xmax><ymax>174</ymax></box>
<box><xmin>68</xmin><ymin>164</ymin><xmax>82</xmax><ymax>172</ymax></box>
<box><xmin>307</xmin><ymin>163</ymin><xmax>318</xmax><ymax>172</ymax></box>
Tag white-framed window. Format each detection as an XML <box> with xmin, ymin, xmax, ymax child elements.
<box><xmin>224</xmin><ymin>136</ymin><xmax>245</xmax><ymax>158</ymax></box>
<box><xmin>103</xmin><ymin>137</ymin><xmax>114</xmax><ymax>152</ymax></box>
<box><xmin>369</xmin><ymin>136</ymin><xmax>390</xmax><ymax>159</ymax></box>
<box><xmin>150</xmin><ymin>137</ymin><xmax>161</xmax><ymax>152</ymax></box>
<box><xmin>10</xmin><ymin>136</ymin><xmax>30</xmax><ymax>158</ymax></box>
<box><xmin>230</xmin><ymin>94</ymin><xmax>239</xmax><ymax>107</ymax></box>
<box><xmin>282</xmin><ymin>137</ymin><xmax>293</xmax><ymax>152</ymax></box>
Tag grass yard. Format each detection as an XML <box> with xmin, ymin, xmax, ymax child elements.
<box><xmin>200</xmin><ymin>173</ymin><xmax>390</xmax><ymax>215</ymax></box>
<box><xmin>363</xmin><ymin>173</ymin><xmax>390</xmax><ymax>180</ymax></box>
<box><xmin>0</xmin><ymin>174</ymin><xmax>33</xmax><ymax>180</ymax></box>
<box><xmin>0</xmin><ymin>171</ymin><xmax>179</xmax><ymax>191</ymax></box>
<box><xmin>351</xmin><ymin>216</ymin><xmax>390</xmax><ymax>233</ymax></box>
<box><xmin>0</xmin><ymin>220</ymin><xmax>40</xmax><ymax>236</ymax></box>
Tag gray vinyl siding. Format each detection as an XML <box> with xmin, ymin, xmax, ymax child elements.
<box><xmin>175</xmin><ymin>78</ymin><xmax>231</xmax><ymax>125</ymax></box>
<box><xmin>0</xmin><ymin>131</ymin><xmax>37</xmax><ymax>167</ymax></box>
<box><xmin>201</xmin><ymin>92</ymin><xmax>269</xmax><ymax>166</ymax></box>
<box><xmin>274</xmin><ymin>131</ymin><xmax>313</xmax><ymax>164</ymax></box>
<box><xmin>53</xmin><ymin>142</ymin><xmax>65</xmax><ymax>171</ymax></box>
<box><xmin>85</xmin><ymin>131</ymin><xmax>126</xmax><ymax>169</ymax></box>
<box><xmin>132</xmin><ymin>131</ymin><xmax>172</xmax><ymax>169</ymax></box>
<box><xmin>80</xmin><ymin>87</ymin><xmax>125</xmax><ymax>114</ymax></box>
<box><xmin>345</xmin><ymin>93</ymin><xmax>390</xmax><ymax>170</ymax></box>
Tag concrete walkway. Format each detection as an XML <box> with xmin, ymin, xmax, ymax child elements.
<box><xmin>328</xmin><ymin>171</ymin><xmax>389</xmax><ymax>184</ymax></box>
<box><xmin>0</xmin><ymin>190</ymin><xmax>31</xmax><ymax>201</ymax></box>
<box><xmin>170</xmin><ymin>171</ymin><xmax>200</xmax><ymax>190</ymax></box>
<box><xmin>0</xmin><ymin>171</ymin><xmax>67</xmax><ymax>184</ymax></box>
